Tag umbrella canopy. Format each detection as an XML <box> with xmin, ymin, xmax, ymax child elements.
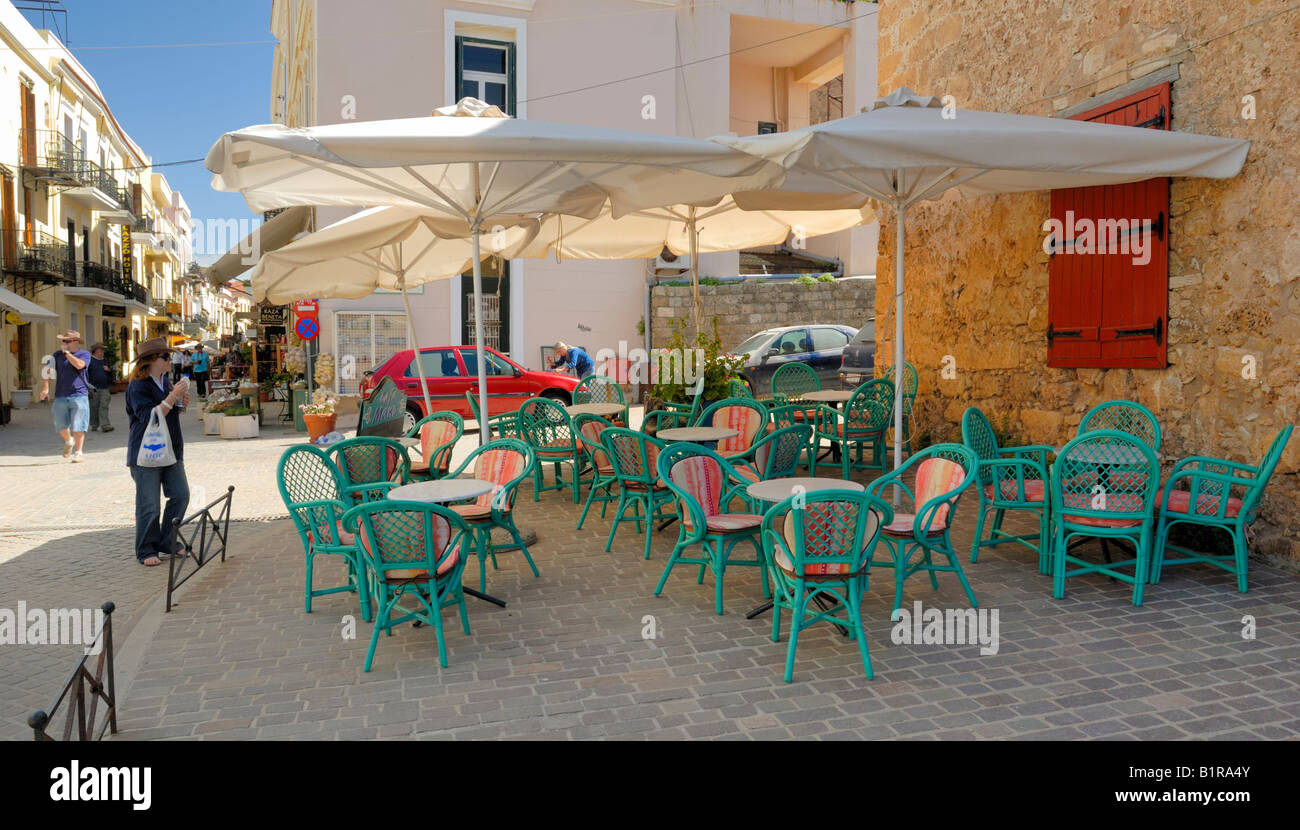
<box><xmin>206</xmin><ymin>205</ymin><xmax>313</xmax><ymax>284</ymax></box>
<box><xmin>205</xmin><ymin>98</ymin><xmax>787</xmax><ymax>437</ymax></box>
<box><xmin>248</xmin><ymin>207</ymin><xmax>540</xmax><ymax>305</ymax></box>
<box><xmin>718</xmin><ymin>87</ymin><xmax>1251</xmax><ymax>488</ymax></box>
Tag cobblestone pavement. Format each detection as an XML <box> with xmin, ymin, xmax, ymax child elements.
<box><xmin>111</xmin><ymin>466</ymin><xmax>1300</xmax><ymax>741</ymax></box>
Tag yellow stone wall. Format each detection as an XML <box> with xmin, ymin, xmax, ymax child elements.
<box><xmin>875</xmin><ymin>1</ymin><xmax>1300</xmax><ymax>565</ymax></box>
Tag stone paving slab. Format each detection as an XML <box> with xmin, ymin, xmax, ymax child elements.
<box><xmin>110</xmin><ymin>468</ymin><xmax>1300</xmax><ymax>740</ymax></box>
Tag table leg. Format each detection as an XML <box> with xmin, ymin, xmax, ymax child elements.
<box><xmin>464</xmin><ymin>586</ymin><xmax>508</xmax><ymax>608</ymax></box>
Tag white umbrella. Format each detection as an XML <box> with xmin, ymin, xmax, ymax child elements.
<box><xmin>718</xmin><ymin>87</ymin><xmax>1251</xmax><ymax>488</ymax></box>
<box><xmin>247</xmin><ymin>206</ymin><xmax>540</xmax><ymax>414</ymax></box>
<box><xmin>520</xmin><ymin>197</ymin><xmax>874</xmax><ymax>334</ymax></box>
<box><xmin>206</xmin><ymin>98</ymin><xmax>783</xmax><ymax>438</ymax></box>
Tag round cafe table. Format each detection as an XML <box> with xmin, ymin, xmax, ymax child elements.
<box><xmin>386</xmin><ymin>478</ymin><xmax>505</xmax><ymax>607</ymax></box>
<box><xmin>565</xmin><ymin>402</ymin><xmax>625</xmax><ymax>419</ymax></box>
<box><xmin>744</xmin><ymin>476</ymin><xmax>866</xmax><ymax>631</ymax></box>
<box><xmin>801</xmin><ymin>389</ymin><xmax>854</xmax><ymax>463</ymax></box>
<box><xmin>657</xmin><ymin>426</ymin><xmax>738</xmax><ymax>449</ymax></box>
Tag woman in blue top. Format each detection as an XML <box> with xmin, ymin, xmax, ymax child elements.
<box><xmin>125</xmin><ymin>337</ymin><xmax>191</xmax><ymax>566</ymax></box>
<box><xmin>550</xmin><ymin>341</ymin><xmax>594</xmax><ymax>379</ymax></box>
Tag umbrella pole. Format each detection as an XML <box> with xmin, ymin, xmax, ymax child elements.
<box><xmin>689</xmin><ymin>207</ymin><xmax>700</xmax><ymax>339</ymax></box>
<box><xmin>471</xmin><ymin>222</ymin><xmax>491</xmax><ymax>446</ymax></box>
<box><xmin>399</xmin><ymin>272</ymin><xmax>433</xmax><ymax>418</ymax></box>
<box><xmin>892</xmin><ymin>193</ymin><xmax>905</xmax><ymax>507</ymax></box>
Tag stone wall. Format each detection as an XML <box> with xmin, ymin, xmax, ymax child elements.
<box><xmin>876</xmin><ymin>1</ymin><xmax>1300</xmax><ymax>567</ymax></box>
<box><xmin>650</xmin><ymin>278</ymin><xmax>875</xmax><ymax>351</ymax></box>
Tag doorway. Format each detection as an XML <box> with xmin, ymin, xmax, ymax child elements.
<box><xmin>460</xmin><ymin>258</ymin><xmax>510</xmax><ymax>355</ymax></box>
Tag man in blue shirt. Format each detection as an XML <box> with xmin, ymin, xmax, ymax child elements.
<box><xmin>38</xmin><ymin>329</ymin><xmax>92</xmax><ymax>462</ymax></box>
<box><xmin>550</xmin><ymin>341</ymin><xmax>594</xmax><ymax>379</ymax></box>
<box><xmin>191</xmin><ymin>346</ymin><xmax>211</xmax><ymax>398</ymax></box>
<box><xmin>87</xmin><ymin>342</ymin><xmax>115</xmax><ymax>433</ymax></box>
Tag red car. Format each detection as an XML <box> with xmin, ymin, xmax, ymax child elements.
<box><xmin>360</xmin><ymin>345</ymin><xmax>580</xmax><ymax>430</ymax></box>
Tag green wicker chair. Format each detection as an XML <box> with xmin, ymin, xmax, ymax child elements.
<box><xmin>518</xmin><ymin>396</ymin><xmax>588</xmax><ymax>503</ymax></box>
<box><xmin>656</xmin><ymin>442</ymin><xmax>767</xmax><ymax>614</ymax></box>
<box><xmin>464</xmin><ymin>390</ymin><xmax>521</xmax><ymax>442</ymax></box>
<box><xmin>1153</xmin><ymin>424</ymin><xmax>1293</xmax><ymax>593</ymax></box>
<box><xmin>277</xmin><ymin>445</ymin><xmax>372</xmax><ymax>622</ymax></box>
<box><xmin>1049</xmin><ymin>430</ymin><xmax>1160</xmax><ymax>606</ymax></box>
<box><xmin>865</xmin><ymin>443</ymin><xmax>979</xmax><ymax>612</ymax></box>
<box><xmin>882</xmin><ymin>361</ymin><xmax>918</xmax><ymax>447</ymax></box>
<box><xmin>405</xmin><ymin>411</ymin><xmax>464</xmax><ymax>481</ymax></box>
<box><xmin>726</xmin><ymin>424</ymin><xmax>814</xmax><ymax>512</ymax></box>
<box><xmin>341</xmin><ymin>501</ymin><xmax>472</xmax><ymax>671</ymax></box>
<box><xmin>445</xmin><ymin>438</ymin><xmax>538</xmax><ymax>592</ymax></box>
<box><xmin>643</xmin><ymin>377</ymin><xmax>705</xmax><ymax>435</ymax></box>
<box><xmin>328</xmin><ymin>436</ymin><xmax>410</xmax><ymax>505</ymax></box>
<box><xmin>574</xmin><ymin>375</ymin><xmax>629</xmax><ymax>426</ymax></box>
<box><xmin>696</xmin><ymin>397</ymin><xmax>769</xmax><ymax>461</ymax></box>
<box><xmin>600</xmin><ymin>427</ymin><xmax>676</xmax><ymax>560</ymax></box>
<box><xmin>573</xmin><ymin>413</ymin><xmax>620</xmax><ymax>530</ymax></box>
<box><xmin>761</xmin><ymin>490</ymin><xmax>893</xmax><ymax>682</ymax></box>
<box><xmin>770</xmin><ymin>362</ymin><xmax>821</xmax><ymax>413</ymax></box>
<box><xmin>1078</xmin><ymin>399</ymin><xmax>1162</xmax><ymax>451</ymax></box>
<box><xmin>812</xmin><ymin>380</ymin><xmax>892</xmax><ymax>479</ymax></box>
<box><xmin>961</xmin><ymin>407</ymin><xmax>1053</xmax><ymax>572</ymax></box>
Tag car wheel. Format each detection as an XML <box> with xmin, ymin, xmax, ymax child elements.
<box><xmin>541</xmin><ymin>389</ymin><xmax>571</xmax><ymax>406</ymax></box>
<box><xmin>403</xmin><ymin>406</ymin><xmax>420</xmax><ymax>434</ymax></box>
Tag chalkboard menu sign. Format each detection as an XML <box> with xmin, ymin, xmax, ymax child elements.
<box><xmin>259</xmin><ymin>304</ymin><xmax>289</xmax><ymax>326</ymax></box>
<box><xmin>356</xmin><ymin>376</ymin><xmax>406</xmax><ymax>438</ymax></box>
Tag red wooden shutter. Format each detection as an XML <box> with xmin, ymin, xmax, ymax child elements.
<box><xmin>1047</xmin><ymin>83</ymin><xmax>1170</xmax><ymax>368</ymax></box>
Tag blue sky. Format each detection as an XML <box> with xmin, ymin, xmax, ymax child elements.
<box><xmin>23</xmin><ymin>1</ymin><xmax>273</xmax><ymax>260</ymax></box>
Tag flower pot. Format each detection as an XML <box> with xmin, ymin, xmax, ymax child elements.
<box><xmin>204</xmin><ymin>414</ymin><xmax>224</xmax><ymax>436</ymax></box>
<box><xmin>11</xmin><ymin>389</ymin><xmax>32</xmax><ymax>409</ymax></box>
<box><xmin>259</xmin><ymin>391</ymin><xmax>271</xmax><ymax>402</ymax></box>
<box><xmin>303</xmin><ymin>413</ymin><xmax>337</xmax><ymax>442</ymax></box>
<box><xmin>220</xmin><ymin>414</ymin><xmax>259</xmax><ymax>440</ymax></box>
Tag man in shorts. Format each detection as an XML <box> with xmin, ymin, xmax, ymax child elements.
<box><xmin>39</xmin><ymin>330</ymin><xmax>92</xmax><ymax>462</ymax></box>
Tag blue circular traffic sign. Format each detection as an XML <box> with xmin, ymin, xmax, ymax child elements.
<box><xmin>296</xmin><ymin>317</ymin><xmax>319</xmax><ymax>340</ymax></box>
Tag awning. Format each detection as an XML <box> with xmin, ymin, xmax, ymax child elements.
<box><xmin>0</xmin><ymin>286</ymin><xmax>58</xmax><ymax>323</ymax></box>
<box><xmin>205</xmin><ymin>205</ymin><xmax>312</xmax><ymax>284</ymax></box>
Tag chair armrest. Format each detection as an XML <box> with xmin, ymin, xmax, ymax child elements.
<box><xmin>643</xmin><ymin>410</ymin><xmax>688</xmax><ymax>432</ymax></box>
<box><xmin>1167</xmin><ymin>455</ymin><xmax>1256</xmax><ymax>477</ymax></box>
<box><xmin>865</xmin><ymin>475</ymin><xmax>914</xmax><ymax>504</ymax></box>
<box><xmin>980</xmin><ymin>457</ymin><xmax>1048</xmax><ymax>502</ymax></box>
<box><xmin>1000</xmin><ymin>444</ymin><xmax>1054</xmax><ymax>465</ymax></box>
<box><xmin>1161</xmin><ymin>467</ymin><xmax>1260</xmax><ymax>496</ymax></box>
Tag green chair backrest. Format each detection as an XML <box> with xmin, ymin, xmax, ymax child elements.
<box><xmin>751</xmin><ymin>424</ymin><xmax>813</xmax><ymax>479</ymax></box>
<box><xmin>761</xmin><ymin>491</ymin><xmax>893</xmax><ymax>577</ymax></box>
<box><xmin>867</xmin><ymin>443</ymin><xmax>977</xmax><ymax>536</ymax></box>
<box><xmin>448</xmin><ymin>438</ymin><xmax>535</xmax><ymax>514</ymax></box>
<box><xmin>328</xmin><ymin>437</ymin><xmax>409</xmax><ymax>501</ymax></box>
<box><xmin>771</xmin><ymin>362</ymin><xmax>821</xmax><ymax>401</ymax></box>
<box><xmin>602</xmin><ymin>427</ymin><xmax>667</xmax><ymax>489</ymax></box>
<box><xmin>574</xmin><ymin>375</ymin><xmax>627</xmax><ymax>406</ymax></box>
<box><xmin>342</xmin><ymin>501</ymin><xmax>469</xmax><ymax>579</ymax></box>
<box><xmin>277</xmin><ymin>445</ymin><xmax>349</xmax><ymax>548</ymax></box>
<box><xmin>408</xmin><ymin>410</ymin><xmax>464</xmax><ymax>473</ymax></box>
<box><xmin>1079</xmin><ymin>399</ymin><xmax>1162</xmax><ymax>452</ymax></box>
<box><xmin>961</xmin><ymin>407</ymin><xmax>1000</xmax><ymax>486</ymax></box>
<box><xmin>573</xmin><ymin>413</ymin><xmax>617</xmax><ymax>471</ymax></box>
<box><xmin>1051</xmin><ymin>430</ymin><xmax>1159</xmax><ymax>526</ymax></box>
<box><xmin>843</xmin><ymin>381</ymin><xmax>892</xmax><ymax>432</ymax></box>
<box><xmin>518</xmin><ymin>397</ymin><xmax>578</xmax><ymax>455</ymax></box>
<box><xmin>698</xmin><ymin>397</ymin><xmax>769</xmax><ymax>455</ymax></box>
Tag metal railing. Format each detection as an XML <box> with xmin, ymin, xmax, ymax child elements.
<box><xmin>70</xmin><ymin>260</ymin><xmax>151</xmax><ymax>305</ymax></box>
<box><xmin>1</xmin><ymin>229</ymin><xmax>73</xmax><ymax>282</ymax></box>
<box><xmin>133</xmin><ymin>217</ymin><xmax>155</xmax><ymax>235</ymax></box>
<box><xmin>18</xmin><ymin>130</ymin><xmax>123</xmax><ymax>205</ymax></box>
<box><xmin>28</xmin><ymin>601</ymin><xmax>117</xmax><ymax>741</ymax></box>
<box><xmin>167</xmin><ymin>486</ymin><xmax>234</xmax><ymax>612</ymax></box>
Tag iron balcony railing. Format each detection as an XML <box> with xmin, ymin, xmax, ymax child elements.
<box><xmin>133</xmin><ymin>217</ymin><xmax>155</xmax><ymax>235</ymax></box>
<box><xmin>18</xmin><ymin>130</ymin><xmax>123</xmax><ymax>206</ymax></box>
<box><xmin>71</xmin><ymin>260</ymin><xmax>151</xmax><ymax>305</ymax></box>
<box><xmin>1</xmin><ymin>229</ymin><xmax>73</xmax><ymax>282</ymax></box>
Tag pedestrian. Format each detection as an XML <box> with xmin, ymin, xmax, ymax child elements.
<box><xmin>181</xmin><ymin>349</ymin><xmax>192</xmax><ymax>378</ymax></box>
<box><xmin>170</xmin><ymin>347</ymin><xmax>183</xmax><ymax>382</ymax></box>
<box><xmin>550</xmin><ymin>341</ymin><xmax>595</xmax><ymax>379</ymax></box>
<box><xmin>38</xmin><ymin>330</ymin><xmax>92</xmax><ymax>462</ymax></box>
<box><xmin>125</xmin><ymin>337</ymin><xmax>190</xmax><ymax>567</ymax></box>
<box><xmin>87</xmin><ymin>342</ymin><xmax>115</xmax><ymax>433</ymax></box>
<box><xmin>191</xmin><ymin>345</ymin><xmax>211</xmax><ymax>398</ymax></box>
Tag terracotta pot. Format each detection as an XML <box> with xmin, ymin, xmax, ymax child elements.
<box><xmin>304</xmin><ymin>413</ymin><xmax>337</xmax><ymax>442</ymax></box>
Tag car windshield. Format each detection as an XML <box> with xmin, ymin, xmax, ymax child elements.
<box><xmin>734</xmin><ymin>331</ymin><xmax>776</xmax><ymax>357</ymax></box>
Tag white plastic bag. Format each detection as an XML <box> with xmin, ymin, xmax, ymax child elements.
<box><xmin>137</xmin><ymin>405</ymin><xmax>177</xmax><ymax>467</ymax></box>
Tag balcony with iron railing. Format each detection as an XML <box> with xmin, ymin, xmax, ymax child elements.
<box><xmin>67</xmin><ymin>260</ymin><xmax>151</xmax><ymax>306</ymax></box>
<box><xmin>1</xmin><ymin>229</ymin><xmax>73</xmax><ymax>283</ymax></box>
<box><xmin>18</xmin><ymin>130</ymin><xmax>124</xmax><ymax>210</ymax></box>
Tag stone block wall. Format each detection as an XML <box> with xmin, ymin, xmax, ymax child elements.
<box><xmin>650</xmin><ymin>278</ymin><xmax>875</xmax><ymax>351</ymax></box>
<box><xmin>876</xmin><ymin>2</ymin><xmax>1300</xmax><ymax>567</ymax></box>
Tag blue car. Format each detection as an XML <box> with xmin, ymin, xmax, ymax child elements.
<box><xmin>730</xmin><ymin>324</ymin><xmax>859</xmax><ymax>396</ymax></box>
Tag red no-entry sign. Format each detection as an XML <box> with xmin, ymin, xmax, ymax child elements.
<box><xmin>296</xmin><ymin>316</ymin><xmax>319</xmax><ymax>340</ymax></box>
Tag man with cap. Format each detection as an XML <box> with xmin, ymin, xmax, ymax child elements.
<box><xmin>87</xmin><ymin>342</ymin><xmax>115</xmax><ymax>433</ymax></box>
<box><xmin>39</xmin><ymin>330</ymin><xmax>92</xmax><ymax>462</ymax></box>
<box><xmin>549</xmin><ymin>341</ymin><xmax>594</xmax><ymax>379</ymax></box>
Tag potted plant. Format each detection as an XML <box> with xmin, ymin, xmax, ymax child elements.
<box><xmin>300</xmin><ymin>395</ymin><xmax>338</xmax><ymax>442</ymax></box>
<box><xmin>647</xmin><ymin>317</ymin><xmax>746</xmax><ymax>416</ymax></box>
<box><xmin>11</xmin><ymin>369</ymin><xmax>33</xmax><ymax>409</ymax></box>
<box><xmin>202</xmin><ymin>398</ymin><xmax>229</xmax><ymax>435</ymax></box>
<box><xmin>219</xmin><ymin>404</ymin><xmax>259</xmax><ymax>440</ymax></box>
<box><xmin>102</xmin><ymin>340</ymin><xmax>128</xmax><ymax>393</ymax></box>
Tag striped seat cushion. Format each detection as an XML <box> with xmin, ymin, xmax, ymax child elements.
<box><xmin>983</xmin><ymin>479</ymin><xmax>1046</xmax><ymax>502</ymax></box>
<box><xmin>684</xmin><ymin>513</ymin><xmax>762</xmax><ymax>534</ymax></box>
<box><xmin>1163</xmin><ymin>489</ymin><xmax>1242</xmax><ymax>518</ymax></box>
<box><xmin>1060</xmin><ymin>491</ymin><xmax>1145</xmax><ymax>528</ymax></box>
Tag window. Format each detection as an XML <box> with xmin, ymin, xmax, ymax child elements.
<box><xmin>735</xmin><ymin>330</ymin><xmax>777</xmax><ymax>357</ymax></box>
<box><xmin>334</xmin><ymin>312</ymin><xmax>408</xmax><ymax>395</ymax></box>
<box><xmin>405</xmin><ymin>349</ymin><xmax>462</xmax><ymax>378</ymax></box>
<box><xmin>757</xmin><ymin>121</ymin><xmax>779</xmax><ymax>135</ymax></box>
<box><xmin>773</xmin><ymin>329</ymin><xmax>811</xmax><ymax>355</ymax></box>
<box><xmin>456</xmin><ymin>37</ymin><xmax>515</xmax><ymax>114</ymax></box>
<box><xmin>812</xmin><ymin>327</ymin><xmax>849</xmax><ymax>350</ymax></box>
<box><xmin>460</xmin><ymin>348</ymin><xmax>513</xmax><ymax>377</ymax></box>
<box><xmin>1047</xmin><ymin>83</ymin><xmax>1170</xmax><ymax>368</ymax></box>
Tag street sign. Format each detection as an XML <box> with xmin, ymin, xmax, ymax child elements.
<box><xmin>259</xmin><ymin>304</ymin><xmax>289</xmax><ymax>326</ymax></box>
<box><xmin>356</xmin><ymin>376</ymin><xmax>406</xmax><ymax>437</ymax></box>
<box><xmin>293</xmin><ymin>299</ymin><xmax>319</xmax><ymax>318</ymax></box>
<box><xmin>296</xmin><ymin>316</ymin><xmax>319</xmax><ymax>340</ymax></box>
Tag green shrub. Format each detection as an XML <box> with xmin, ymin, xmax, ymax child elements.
<box><xmin>795</xmin><ymin>274</ymin><xmax>817</xmax><ymax>286</ymax></box>
<box><xmin>817</xmin><ymin>273</ymin><xmax>836</xmax><ymax>283</ymax></box>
